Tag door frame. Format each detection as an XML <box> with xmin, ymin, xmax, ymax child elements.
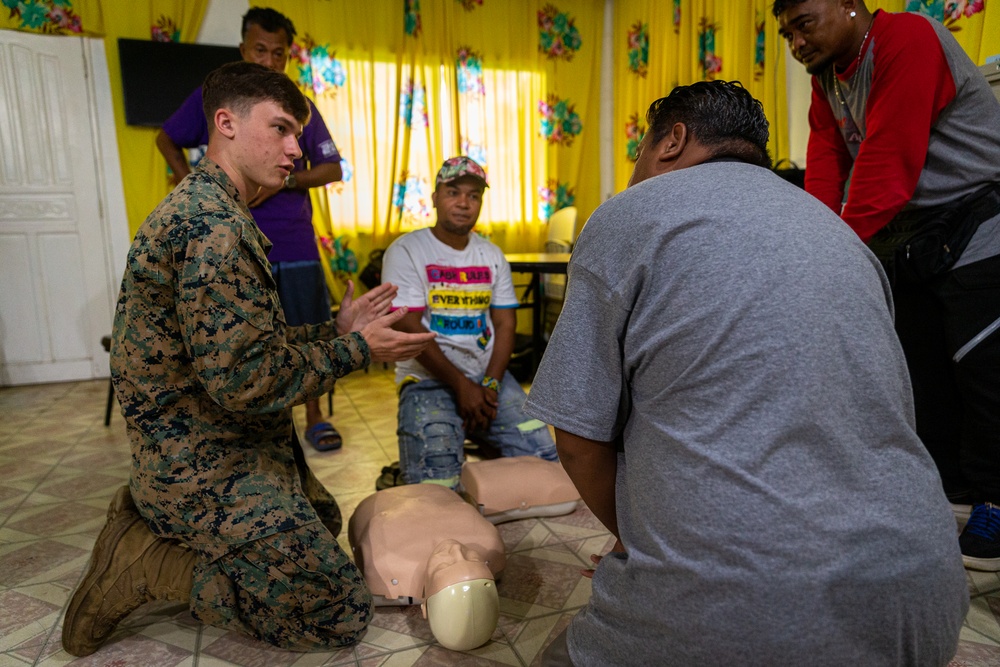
<box><xmin>83</xmin><ymin>36</ymin><xmax>130</xmax><ymax>357</ymax></box>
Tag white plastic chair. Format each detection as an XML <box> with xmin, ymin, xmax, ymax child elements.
<box><xmin>542</xmin><ymin>206</ymin><xmax>578</xmax><ymax>332</ymax></box>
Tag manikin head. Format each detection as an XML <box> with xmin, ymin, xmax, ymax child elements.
<box><xmin>202</xmin><ymin>61</ymin><xmax>310</xmax><ymax>199</ymax></box>
<box><xmin>422</xmin><ymin>539</ymin><xmax>499</xmax><ymax>651</ymax></box>
<box><xmin>628</xmin><ymin>80</ymin><xmax>771</xmax><ymax>188</ymax></box>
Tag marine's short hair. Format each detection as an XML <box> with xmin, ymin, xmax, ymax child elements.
<box><xmin>645</xmin><ymin>80</ymin><xmax>772</xmax><ymax>169</ymax></box>
<box><xmin>771</xmin><ymin>0</ymin><xmax>810</xmax><ymax>18</ymax></box>
<box><xmin>202</xmin><ymin>61</ymin><xmax>310</xmax><ymax>129</ymax></box>
<box><xmin>242</xmin><ymin>6</ymin><xmax>296</xmax><ymax>45</ymax></box>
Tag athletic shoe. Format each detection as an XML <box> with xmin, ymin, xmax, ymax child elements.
<box><xmin>959</xmin><ymin>502</ymin><xmax>1000</xmax><ymax>572</ymax></box>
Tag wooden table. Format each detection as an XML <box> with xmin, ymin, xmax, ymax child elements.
<box><xmin>505</xmin><ymin>253</ymin><xmax>571</xmax><ymax>374</ymax></box>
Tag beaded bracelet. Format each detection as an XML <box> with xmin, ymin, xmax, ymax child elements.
<box><xmin>480</xmin><ymin>375</ymin><xmax>501</xmax><ymax>393</ymax></box>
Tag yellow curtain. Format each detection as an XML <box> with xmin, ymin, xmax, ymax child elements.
<box><xmin>101</xmin><ymin>2</ymin><xmax>208</xmax><ymax>238</ymax></box>
<box><xmin>269</xmin><ymin>0</ymin><xmax>601</xmax><ymax>255</ymax></box>
<box><xmin>888</xmin><ymin>0</ymin><xmax>1000</xmax><ymax>65</ymax></box>
<box><xmin>612</xmin><ymin>0</ymin><xmax>789</xmax><ymax>193</ymax></box>
<box><xmin>0</xmin><ymin>0</ymin><xmax>105</xmax><ymax>36</ymax></box>
<box><xmin>534</xmin><ymin>0</ymin><xmax>604</xmax><ymax>250</ymax></box>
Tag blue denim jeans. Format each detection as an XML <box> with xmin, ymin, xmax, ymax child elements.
<box><xmin>397</xmin><ymin>371</ymin><xmax>558</xmax><ymax>487</ymax></box>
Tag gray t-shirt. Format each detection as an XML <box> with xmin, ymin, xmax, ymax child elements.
<box><xmin>524</xmin><ymin>162</ymin><xmax>968</xmax><ymax>666</ymax></box>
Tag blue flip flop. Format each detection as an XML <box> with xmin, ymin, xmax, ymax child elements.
<box><xmin>306</xmin><ymin>422</ymin><xmax>343</xmax><ymax>452</ymax></box>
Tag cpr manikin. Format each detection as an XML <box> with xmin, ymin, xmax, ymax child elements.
<box><xmin>348</xmin><ymin>483</ymin><xmax>504</xmax><ymax>651</ymax></box>
<box><xmin>348</xmin><ymin>457</ymin><xmax>580</xmax><ymax>651</ymax></box>
<box><xmin>461</xmin><ymin>456</ymin><xmax>580</xmax><ymax>524</ymax></box>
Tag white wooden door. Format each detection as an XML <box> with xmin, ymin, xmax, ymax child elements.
<box><xmin>0</xmin><ymin>30</ymin><xmax>120</xmax><ymax>385</ymax></box>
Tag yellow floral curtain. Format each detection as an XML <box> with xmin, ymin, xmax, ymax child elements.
<box><xmin>101</xmin><ymin>2</ymin><xmax>209</xmax><ymax>237</ymax></box>
<box><xmin>0</xmin><ymin>0</ymin><xmax>105</xmax><ymax>36</ymax></box>
<box><xmin>270</xmin><ymin>0</ymin><xmax>602</xmax><ymax>275</ymax></box>
<box><xmin>612</xmin><ymin>0</ymin><xmax>789</xmax><ymax>193</ymax></box>
<box><xmin>871</xmin><ymin>0</ymin><xmax>999</xmax><ymax>65</ymax></box>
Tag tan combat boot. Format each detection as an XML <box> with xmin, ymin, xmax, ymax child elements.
<box><xmin>62</xmin><ymin>486</ymin><xmax>198</xmax><ymax>657</ymax></box>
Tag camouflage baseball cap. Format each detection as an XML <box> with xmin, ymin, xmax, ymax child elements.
<box><xmin>435</xmin><ymin>156</ymin><xmax>489</xmax><ymax>188</ymax></box>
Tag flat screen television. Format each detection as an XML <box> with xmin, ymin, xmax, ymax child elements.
<box><xmin>118</xmin><ymin>38</ymin><xmax>241</xmax><ymax>127</ymax></box>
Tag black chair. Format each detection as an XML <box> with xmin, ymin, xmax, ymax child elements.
<box><xmin>101</xmin><ymin>335</ymin><xmax>114</xmax><ymax>426</ymax></box>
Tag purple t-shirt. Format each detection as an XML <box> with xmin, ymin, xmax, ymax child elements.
<box><xmin>162</xmin><ymin>86</ymin><xmax>341</xmax><ymax>263</ymax></box>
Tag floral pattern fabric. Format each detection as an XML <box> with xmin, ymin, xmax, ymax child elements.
<box><xmin>538</xmin><ymin>180</ymin><xmax>576</xmax><ymax>221</ymax></box>
<box><xmin>461</xmin><ymin>139</ymin><xmax>488</xmax><ymax>169</ymax></box>
<box><xmin>754</xmin><ymin>13</ymin><xmax>766</xmax><ymax>79</ymax></box>
<box><xmin>904</xmin><ymin>0</ymin><xmax>985</xmax><ymax>29</ymax></box>
<box><xmin>291</xmin><ymin>36</ymin><xmax>346</xmax><ymax>97</ymax></box>
<box><xmin>627</xmin><ymin>21</ymin><xmax>649</xmax><ymax>77</ymax></box>
<box><xmin>399</xmin><ymin>79</ymin><xmax>429</xmax><ymax>129</ymax></box>
<box><xmin>456</xmin><ymin>46</ymin><xmax>486</xmax><ymax>95</ymax></box>
<box><xmin>625</xmin><ymin>113</ymin><xmax>645</xmax><ymax>163</ymax></box>
<box><xmin>404</xmin><ymin>0</ymin><xmax>421</xmax><ymax>37</ymax></box>
<box><xmin>538</xmin><ymin>4</ymin><xmax>582</xmax><ymax>61</ymax></box>
<box><xmin>151</xmin><ymin>15</ymin><xmax>178</xmax><ymax>42</ymax></box>
<box><xmin>539</xmin><ymin>94</ymin><xmax>582</xmax><ymax>146</ymax></box>
<box><xmin>393</xmin><ymin>171</ymin><xmax>432</xmax><ymax>220</ymax></box>
<box><xmin>3</xmin><ymin>0</ymin><xmax>82</xmax><ymax>33</ymax></box>
<box><xmin>320</xmin><ymin>235</ymin><xmax>359</xmax><ymax>276</ymax></box>
<box><xmin>698</xmin><ymin>19</ymin><xmax>723</xmax><ymax>79</ymax></box>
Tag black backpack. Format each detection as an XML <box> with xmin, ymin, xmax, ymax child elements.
<box><xmin>359</xmin><ymin>249</ymin><xmax>385</xmax><ymax>290</ymax></box>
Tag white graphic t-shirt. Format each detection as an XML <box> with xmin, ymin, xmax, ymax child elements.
<box><xmin>382</xmin><ymin>228</ymin><xmax>519</xmax><ymax>383</ymax></box>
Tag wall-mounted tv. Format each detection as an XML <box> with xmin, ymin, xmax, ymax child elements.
<box><xmin>118</xmin><ymin>38</ymin><xmax>241</xmax><ymax>127</ymax></box>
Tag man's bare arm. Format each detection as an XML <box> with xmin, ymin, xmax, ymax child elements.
<box><xmin>155</xmin><ymin>130</ymin><xmax>191</xmax><ymax>186</ymax></box>
<box><xmin>288</xmin><ymin>161</ymin><xmax>342</xmax><ymax>189</ymax></box>
<box><xmin>555</xmin><ymin>427</ymin><xmax>619</xmax><ymax>541</ymax></box>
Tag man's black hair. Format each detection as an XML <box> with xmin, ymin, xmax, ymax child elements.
<box><xmin>645</xmin><ymin>80</ymin><xmax>772</xmax><ymax>169</ymax></box>
<box><xmin>771</xmin><ymin>0</ymin><xmax>810</xmax><ymax>18</ymax></box>
<box><xmin>203</xmin><ymin>61</ymin><xmax>310</xmax><ymax>128</ymax></box>
<box><xmin>242</xmin><ymin>7</ymin><xmax>297</xmax><ymax>45</ymax></box>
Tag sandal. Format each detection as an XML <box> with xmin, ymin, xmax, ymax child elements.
<box><xmin>306</xmin><ymin>422</ymin><xmax>343</xmax><ymax>452</ymax></box>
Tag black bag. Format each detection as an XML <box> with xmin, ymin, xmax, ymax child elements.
<box><xmin>359</xmin><ymin>249</ymin><xmax>385</xmax><ymax>290</ymax></box>
<box><xmin>871</xmin><ymin>184</ymin><xmax>1000</xmax><ymax>283</ymax></box>
<box><xmin>773</xmin><ymin>159</ymin><xmax>806</xmax><ymax>189</ymax></box>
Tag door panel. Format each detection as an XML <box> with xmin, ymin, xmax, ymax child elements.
<box><xmin>0</xmin><ymin>30</ymin><xmax>115</xmax><ymax>385</ymax></box>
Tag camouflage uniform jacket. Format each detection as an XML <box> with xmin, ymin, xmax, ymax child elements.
<box><xmin>111</xmin><ymin>158</ymin><xmax>369</xmax><ymax>560</ymax></box>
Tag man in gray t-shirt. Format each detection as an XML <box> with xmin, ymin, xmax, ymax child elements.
<box><xmin>525</xmin><ymin>81</ymin><xmax>968</xmax><ymax>667</ymax></box>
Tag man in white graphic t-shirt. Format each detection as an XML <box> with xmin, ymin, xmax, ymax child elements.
<box><xmin>382</xmin><ymin>157</ymin><xmax>558</xmax><ymax>488</ymax></box>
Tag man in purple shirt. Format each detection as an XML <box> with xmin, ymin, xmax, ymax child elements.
<box><xmin>156</xmin><ymin>7</ymin><xmax>345</xmax><ymax>452</ymax></box>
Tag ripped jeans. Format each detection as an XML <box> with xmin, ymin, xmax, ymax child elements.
<box><xmin>397</xmin><ymin>371</ymin><xmax>558</xmax><ymax>487</ymax></box>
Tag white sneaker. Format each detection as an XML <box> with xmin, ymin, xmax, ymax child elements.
<box><xmin>952</xmin><ymin>502</ymin><xmax>972</xmax><ymax>531</ymax></box>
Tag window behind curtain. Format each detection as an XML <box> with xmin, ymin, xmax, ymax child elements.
<box><xmin>313</xmin><ymin>57</ymin><xmax>548</xmax><ymax>250</ymax></box>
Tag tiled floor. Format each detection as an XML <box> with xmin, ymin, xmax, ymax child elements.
<box><xmin>0</xmin><ymin>367</ymin><xmax>610</xmax><ymax>667</ymax></box>
<box><xmin>2</xmin><ymin>367</ymin><xmax>1000</xmax><ymax>666</ymax></box>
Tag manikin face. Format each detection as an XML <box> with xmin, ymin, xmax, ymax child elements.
<box><xmin>228</xmin><ymin>99</ymin><xmax>302</xmax><ymax>193</ymax></box>
<box><xmin>432</xmin><ymin>177</ymin><xmax>485</xmax><ymax>238</ymax></box>
<box><xmin>777</xmin><ymin>0</ymin><xmax>858</xmax><ymax>75</ymax></box>
<box><xmin>240</xmin><ymin>24</ymin><xmax>291</xmax><ymax>74</ymax></box>
<box><xmin>427</xmin><ymin>540</ymin><xmax>483</xmax><ymax>577</ymax></box>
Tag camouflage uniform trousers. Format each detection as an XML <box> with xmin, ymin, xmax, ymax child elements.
<box><xmin>292</xmin><ymin>434</ymin><xmax>344</xmax><ymax>537</ymax></box>
<box><xmin>187</xmin><ymin>436</ymin><xmax>370</xmax><ymax>651</ymax></box>
<box><xmin>188</xmin><ymin>518</ymin><xmax>373</xmax><ymax>651</ymax></box>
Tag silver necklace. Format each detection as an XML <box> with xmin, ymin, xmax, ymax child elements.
<box><xmin>834</xmin><ymin>17</ymin><xmax>875</xmax><ymax>108</ymax></box>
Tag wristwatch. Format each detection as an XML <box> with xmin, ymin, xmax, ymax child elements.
<box><xmin>284</xmin><ymin>172</ymin><xmax>297</xmax><ymax>189</ymax></box>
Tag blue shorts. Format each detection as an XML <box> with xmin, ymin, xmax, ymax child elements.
<box><xmin>271</xmin><ymin>260</ymin><xmax>332</xmax><ymax>327</ymax></box>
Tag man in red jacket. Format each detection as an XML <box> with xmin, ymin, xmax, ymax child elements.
<box><xmin>775</xmin><ymin>0</ymin><xmax>1000</xmax><ymax>571</ymax></box>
